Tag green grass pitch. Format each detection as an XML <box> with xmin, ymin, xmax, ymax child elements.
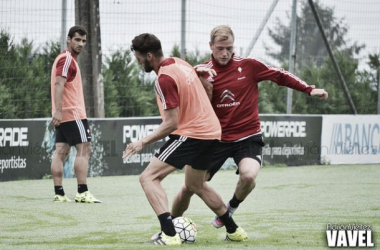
<box><xmin>0</xmin><ymin>164</ymin><xmax>379</xmax><ymax>250</ymax></box>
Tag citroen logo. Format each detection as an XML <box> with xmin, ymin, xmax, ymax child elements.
<box><xmin>220</xmin><ymin>90</ymin><xmax>235</xmax><ymax>102</ymax></box>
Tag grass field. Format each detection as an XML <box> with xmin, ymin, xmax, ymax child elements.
<box><xmin>0</xmin><ymin>164</ymin><xmax>379</xmax><ymax>250</ymax></box>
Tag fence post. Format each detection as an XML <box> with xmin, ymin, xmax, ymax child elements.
<box><xmin>60</xmin><ymin>0</ymin><xmax>67</xmax><ymax>51</ymax></box>
<box><xmin>286</xmin><ymin>0</ymin><xmax>297</xmax><ymax>114</ymax></box>
<box><xmin>180</xmin><ymin>0</ymin><xmax>186</xmax><ymax>59</ymax></box>
<box><xmin>75</xmin><ymin>0</ymin><xmax>104</xmax><ymax>118</ymax></box>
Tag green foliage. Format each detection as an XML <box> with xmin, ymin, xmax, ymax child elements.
<box><xmin>1</xmin><ymin>21</ymin><xmax>377</xmax><ymax>118</ymax></box>
<box><xmin>170</xmin><ymin>44</ymin><xmax>210</xmax><ymax>66</ymax></box>
<box><xmin>102</xmin><ymin>44</ymin><xmax>211</xmax><ymax>118</ymax></box>
<box><xmin>367</xmin><ymin>53</ymin><xmax>380</xmax><ymax>92</ymax></box>
<box><xmin>262</xmin><ymin>1</ymin><xmax>377</xmax><ymax>114</ymax></box>
<box><xmin>291</xmin><ymin>51</ymin><xmax>377</xmax><ymax>114</ymax></box>
<box><xmin>266</xmin><ymin>1</ymin><xmax>364</xmax><ymax>68</ymax></box>
<box><xmin>258</xmin><ymin>80</ymin><xmax>287</xmax><ymax>114</ymax></box>
<box><xmin>0</xmin><ymin>31</ymin><xmax>59</xmax><ymax>118</ymax></box>
<box><xmin>0</xmin><ymin>30</ymin><xmax>159</xmax><ymax>119</ymax></box>
<box><xmin>103</xmin><ymin>49</ymin><xmax>158</xmax><ymax>117</ymax></box>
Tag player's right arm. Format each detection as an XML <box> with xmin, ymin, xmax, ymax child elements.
<box><xmin>122</xmin><ymin>107</ymin><xmax>179</xmax><ymax>159</ymax></box>
<box><xmin>51</xmin><ymin>76</ymin><xmax>67</xmax><ymax>126</ymax></box>
<box><xmin>123</xmin><ymin>74</ymin><xmax>180</xmax><ymax>159</ymax></box>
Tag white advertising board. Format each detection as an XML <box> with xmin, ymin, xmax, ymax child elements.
<box><xmin>321</xmin><ymin>115</ymin><xmax>380</xmax><ymax>164</ymax></box>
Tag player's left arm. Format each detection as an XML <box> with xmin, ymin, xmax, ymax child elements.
<box><xmin>253</xmin><ymin>59</ymin><xmax>327</xmax><ymax>97</ymax></box>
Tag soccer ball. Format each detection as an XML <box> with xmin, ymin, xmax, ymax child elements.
<box><xmin>172</xmin><ymin>217</ymin><xmax>197</xmax><ymax>243</ymax></box>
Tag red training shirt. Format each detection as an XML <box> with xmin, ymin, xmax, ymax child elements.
<box><xmin>195</xmin><ymin>54</ymin><xmax>315</xmax><ymax>142</ymax></box>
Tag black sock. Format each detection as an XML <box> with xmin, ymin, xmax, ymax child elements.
<box><xmin>158</xmin><ymin>212</ymin><xmax>176</xmax><ymax>237</ymax></box>
<box><xmin>229</xmin><ymin>194</ymin><xmax>243</xmax><ymax>208</ymax></box>
<box><xmin>54</xmin><ymin>186</ymin><xmax>65</xmax><ymax>196</ymax></box>
<box><xmin>78</xmin><ymin>184</ymin><xmax>88</xmax><ymax>193</ymax></box>
<box><xmin>219</xmin><ymin>211</ymin><xmax>238</xmax><ymax>233</ymax></box>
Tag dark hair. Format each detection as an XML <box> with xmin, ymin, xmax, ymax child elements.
<box><xmin>68</xmin><ymin>25</ymin><xmax>87</xmax><ymax>38</ymax></box>
<box><xmin>131</xmin><ymin>33</ymin><xmax>163</xmax><ymax>57</ymax></box>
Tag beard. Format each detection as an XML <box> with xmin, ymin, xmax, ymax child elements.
<box><xmin>143</xmin><ymin>60</ymin><xmax>154</xmax><ymax>73</ymax></box>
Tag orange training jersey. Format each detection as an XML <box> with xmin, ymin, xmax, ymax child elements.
<box><xmin>51</xmin><ymin>50</ymin><xmax>87</xmax><ymax>123</ymax></box>
<box><xmin>156</xmin><ymin>57</ymin><xmax>221</xmax><ymax>140</ymax></box>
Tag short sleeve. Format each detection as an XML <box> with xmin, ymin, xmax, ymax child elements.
<box><xmin>155</xmin><ymin>74</ymin><xmax>179</xmax><ymax>110</ymax></box>
<box><xmin>55</xmin><ymin>56</ymin><xmax>77</xmax><ymax>82</ymax></box>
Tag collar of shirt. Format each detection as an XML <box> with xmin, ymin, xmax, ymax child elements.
<box><xmin>211</xmin><ymin>53</ymin><xmax>235</xmax><ymax>71</ymax></box>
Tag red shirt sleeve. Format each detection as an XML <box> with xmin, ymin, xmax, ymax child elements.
<box><xmin>155</xmin><ymin>74</ymin><xmax>179</xmax><ymax>110</ymax></box>
<box><xmin>55</xmin><ymin>56</ymin><xmax>77</xmax><ymax>82</ymax></box>
<box><xmin>252</xmin><ymin>59</ymin><xmax>315</xmax><ymax>94</ymax></box>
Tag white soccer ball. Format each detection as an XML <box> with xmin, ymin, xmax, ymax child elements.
<box><xmin>172</xmin><ymin>217</ymin><xmax>198</xmax><ymax>243</ymax></box>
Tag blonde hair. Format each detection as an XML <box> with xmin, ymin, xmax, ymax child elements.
<box><xmin>210</xmin><ymin>25</ymin><xmax>234</xmax><ymax>43</ymax></box>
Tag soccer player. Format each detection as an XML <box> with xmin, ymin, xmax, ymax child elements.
<box><xmin>50</xmin><ymin>25</ymin><xmax>101</xmax><ymax>203</ymax></box>
<box><xmin>123</xmin><ymin>33</ymin><xmax>247</xmax><ymax>245</ymax></box>
<box><xmin>171</xmin><ymin>25</ymin><xmax>328</xmax><ymax>227</ymax></box>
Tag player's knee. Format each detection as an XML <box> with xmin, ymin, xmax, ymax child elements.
<box><xmin>51</xmin><ymin>166</ymin><xmax>63</xmax><ymax>175</ymax></box>
<box><xmin>240</xmin><ymin>171</ymin><xmax>257</xmax><ymax>185</ymax></box>
<box><xmin>56</xmin><ymin>151</ymin><xmax>68</xmax><ymax>162</ymax></box>
<box><xmin>185</xmin><ymin>181</ymin><xmax>203</xmax><ymax>195</ymax></box>
<box><xmin>205</xmin><ymin>171</ymin><xmax>211</xmax><ymax>181</ymax></box>
<box><xmin>181</xmin><ymin>184</ymin><xmax>195</xmax><ymax>196</ymax></box>
<box><xmin>139</xmin><ymin>172</ymin><xmax>149</xmax><ymax>188</ymax></box>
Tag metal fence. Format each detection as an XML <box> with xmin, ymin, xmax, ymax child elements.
<box><xmin>0</xmin><ymin>0</ymin><xmax>379</xmax><ymax>118</ymax></box>
<box><xmin>2</xmin><ymin>0</ymin><xmax>379</xmax><ymax>63</ymax></box>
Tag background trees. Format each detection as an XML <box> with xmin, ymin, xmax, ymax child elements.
<box><xmin>260</xmin><ymin>1</ymin><xmax>378</xmax><ymax>114</ymax></box>
<box><xmin>103</xmin><ymin>49</ymin><xmax>158</xmax><ymax>117</ymax></box>
<box><xmin>0</xmin><ymin>31</ymin><xmax>60</xmax><ymax>118</ymax></box>
<box><xmin>0</xmin><ymin>1</ymin><xmax>378</xmax><ymax>118</ymax></box>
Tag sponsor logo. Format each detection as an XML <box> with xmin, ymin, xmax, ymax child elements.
<box><xmin>0</xmin><ymin>156</ymin><xmax>27</xmax><ymax>173</ymax></box>
<box><xmin>217</xmin><ymin>102</ymin><xmax>241</xmax><ymax>108</ymax></box>
<box><xmin>123</xmin><ymin>153</ymin><xmax>154</xmax><ymax>166</ymax></box>
<box><xmin>237</xmin><ymin>67</ymin><xmax>246</xmax><ymax>80</ymax></box>
<box><xmin>123</xmin><ymin>125</ymin><xmax>160</xmax><ymax>143</ymax></box>
<box><xmin>178</xmin><ymin>63</ymin><xmax>196</xmax><ymax>85</ymax></box>
<box><xmin>216</xmin><ymin>90</ymin><xmax>241</xmax><ymax>108</ymax></box>
<box><xmin>220</xmin><ymin>90</ymin><xmax>235</xmax><ymax>102</ymax></box>
<box><xmin>328</xmin><ymin>122</ymin><xmax>380</xmax><ymax>155</ymax></box>
<box><xmin>0</xmin><ymin>127</ymin><xmax>29</xmax><ymax>147</ymax></box>
<box><xmin>326</xmin><ymin>224</ymin><xmax>374</xmax><ymax>248</ymax></box>
<box><xmin>260</xmin><ymin>121</ymin><xmax>307</xmax><ymax>138</ymax></box>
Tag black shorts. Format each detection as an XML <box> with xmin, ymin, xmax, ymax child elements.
<box><xmin>55</xmin><ymin>119</ymin><xmax>91</xmax><ymax>146</ymax></box>
<box><xmin>154</xmin><ymin>135</ymin><xmax>218</xmax><ymax>171</ymax></box>
<box><xmin>207</xmin><ymin>134</ymin><xmax>265</xmax><ymax>181</ymax></box>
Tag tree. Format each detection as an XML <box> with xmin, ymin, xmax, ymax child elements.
<box><xmin>266</xmin><ymin>0</ymin><xmax>363</xmax><ymax>68</ymax></box>
<box><xmin>368</xmin><ymin>53</ymin><xmax>380</xmax><ymax>90</ymax></box>
<box><xmin>0</xmin><ymin>31</ymin><xmax>59</xmax><ymax>118</ymax></box>
<box><xmin>103</xmin><ymin>49</ymin><xmax>158</xmax><ymax>117</ymax></box>
<box><xmin>102</xmin><ymin>44</ymin><xmax>211</xmax><ymax>118</ymax></box>
<box><xmin>260</xmin><ymin>1</ymin><xmax>377</xmax><ymax>114</ymax></box>
<box><xmin>170</xmin><ymin>45</ymin><xmax>210</xmax><ymax>66</ymax></box>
